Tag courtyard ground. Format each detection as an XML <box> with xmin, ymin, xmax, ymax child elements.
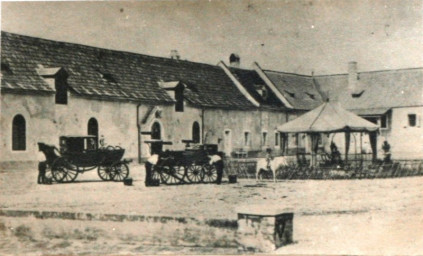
<box><xmin>0</xmin><ymin>163</ymin><xmax>422</xmax><ymax>255</ymax></box>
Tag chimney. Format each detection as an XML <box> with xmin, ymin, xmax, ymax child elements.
<box><xmin>348</xmin><ymin>61</ymin><xmax>358</xmax><ymax>92</ymax></box>
<box><xmin>170</xmin><ymin>50</ymin><xmax>180</xmax><ymax>60</ymax></box>
<box><xmin>229</xmin><ymin>53</ymin><xmax>240</xmax><ymax>68</ymax></box>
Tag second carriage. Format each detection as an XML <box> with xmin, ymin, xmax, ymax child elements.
<box><xmin>145</xmin><ymin>140</ymin><xmax>224</xmax><ymax>185</ymax></box>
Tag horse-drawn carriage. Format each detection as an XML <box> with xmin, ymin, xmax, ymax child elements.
<box><xmin>145</xmin><ymin>140</ymin><xmax>224</xmax><ymax>185</ymax></box>
<box><xmin>38</xmin><ymin>135</ymin><xmax>131</xmax><ymax>183</ymax></box>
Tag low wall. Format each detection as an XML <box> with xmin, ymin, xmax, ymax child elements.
<box><xmin>0</xmin><ymin>209</ymin><xmax>238</xmax><ymax>249</ymax></box>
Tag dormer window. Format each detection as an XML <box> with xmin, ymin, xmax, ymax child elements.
<box><xmin>306</xmin><ymin>92</ymin><xmax>315</xmax><ymax>100</ymax></box>
<box><xmin>255</xmin><ymin>85</ymin><xmax>268</xmax><ymax>100</ymax></box>
<box><xmin>36</xmin><ymin>65</ymin><xmax>68</xmax><ymax>105</ymax></box>
<box><xmin>101</xmin><ymin>73</ymin><xmax>117</xmax><ymax>83</ymax></box>
<box><xmin>352</xmin><ymin>90</ymin><xmax>365</xmax><ymax>98</ymax></box>
<box><xmin>55</xmin><ymin>78</ymin><xmax>68</xmax><ymax>104</ymax></box>
<box><xmin>284</xmin><ymin>90</ymin><xmax>295</xmax><ymax>98</ymax></box>
<box><xmin>159</xmin><ymin>81</ymin><xmax>185</xmax><ymax>112</ymax></box>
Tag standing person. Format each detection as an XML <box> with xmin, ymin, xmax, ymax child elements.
<box><xmin>265</xmin><ymin>148</ymin><xmax>274</xmax><ymax>170</ymax></box>
<box><xmin>37</xmin><ymin>163</ymin><xmax>47</xmax><ymax>184</ymax></box>
<box><xmin>99</xmin><ymin>134</ymin><xmax>106</xmax><ymax>148</ymax></box>
<box><xmin>382</xmin><ymin>140</ymin><xmax>391</xmax><ymax>163</ymax></box>
<box><xmin>214</xmin><ymin>156</ymin><xmax>224</xmax><ymax>185</ymax></box>
<box><xmin>330</xmin><ymin>142</ymin><xmax>341</xmax><ymax>164</ymax></box>
<box><xmin>145</xmin><ymin>154</ymin><xmax>159</xmax><ymax>186</ymax></box>
<box><xmin>37</xmin><ymin>143</ymin><xmax>50</xmax><ymax>184</ymax></box>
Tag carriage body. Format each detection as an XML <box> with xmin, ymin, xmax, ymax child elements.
<box><xmin>39</xmin><ymin>136</ymin><xmax>130</xmax><ymax>183</ymax></box>
<box><xmin>149</xmin><ymin>142</ymin><xmax>224</xmax><ymax>185</ymax></box>
<box><xmin>59</xmin><ymin>136</ymin><xmax>125</xmax><ymax>167</ymax></box>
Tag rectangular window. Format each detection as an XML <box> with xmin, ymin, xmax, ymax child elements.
<box><xmin>175</xmin><ymin>88</ymin><xmax>184</xmax><ymax>112</ymax></box>
<box><xmin>275</xmin><ymin>132</ymin><xmax>279</xmax><ymax>146</ymax></box>
<box><xmin>55</xmin><ymin>80</ymin><xmax>68</xmax><ymax>104</ymax></box>
<box><xmin>380</xmin><ymin>115</ymin><xmax>387</xmax><ymax>129</ymax></box>
<box><xmin>262</xmin><ymin>132</ymin><xmax>267</xmax><ymax>146</ymax></box>
<box><xmin>408</xmin><ymin>114</ymin><xmax>416</xmax><ymax>127</ymax></box>
<box><xmin>244</xmin><ymin>131</ymin><xmax>250</xmax><ymax>147</ymax></box>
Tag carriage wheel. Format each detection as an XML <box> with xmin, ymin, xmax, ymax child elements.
<box><xmin>202</xmin><ymin>164</ymin><xmax>218</xmax><ymax>183</ymax></box>
<box><xmin>51</xmin><ymin>158</ymin><xmax>78</xmax><ymax>183</ymax></box>
<box><xmin>111</xmin><ymin>163</ymin><xmax>129</xmax><ymax>181</ymax></box>
<box><xmin>161</xmin><ymin>165</ymin><xmax>185</xmax><ymax>185</ymax></box>
<box><xmin>98</xmin><ymin>166</ymin><xmax>114</xmax><ymax>181</ymax></box>
<box><xmin>151</xmin><ymin>165</ymin><xmax>161</xmax><ymax>181</ymax></box>
<box><xmin>186</xmin><ymin>164</ymin><xmax>204</xmax><ymax>183</ymax></box>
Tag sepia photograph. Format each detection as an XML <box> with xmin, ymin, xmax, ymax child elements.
<box><xmin>0</xmin><ymin>0</ymin><xmax>422</xmax><ymax>255</ymax></box>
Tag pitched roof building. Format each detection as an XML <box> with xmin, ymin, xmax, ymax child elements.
<box><xmin>314</xmin><ymin>65</ymin><xmax>423</xmax><ymax>115</ymax></box>
<box><xmin>1</xmin><ymin>31</ymin><xmax>422</xmax><ymax>161</ymax></box>
<box><xmin>1</xmin><ymin>31</ymin><xmax>257</xmax><ymax>110</ymax></box>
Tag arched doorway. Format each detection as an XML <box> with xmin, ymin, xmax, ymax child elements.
<box><xmin>151</xmin><ymin>122</ymin><xmax>162</xmax><ymax>154</ymax></box>
<box><xmin>12</xmin><ymin>114</ymin><xmax>26</xmax><ymax>151</ymax></box>
<box><xmin>192</xmin><ymin>121</ymin><xmax>200</xmax><ymax>143</ymax></box>
<box><xmin>87</xmin><ymin>118</ymin><xmax>98</xmax><ymax>137</ymax></box>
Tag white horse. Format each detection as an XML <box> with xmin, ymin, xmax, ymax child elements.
<box><xmin>256</xmin><ymin>156</ymin><xmax>289</xmax><ymax>182</ymax></box>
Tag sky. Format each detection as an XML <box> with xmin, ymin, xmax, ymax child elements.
<box><xmin>1</xmin><ymin>0</ymin><xmax>422</xmax><ymax>75</ymax></box>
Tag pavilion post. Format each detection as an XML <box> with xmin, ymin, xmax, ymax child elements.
<box><xmin>360</xmin><ymin>132</ymin><xmax>363</xmax><ymax>166</ymax></box>
<box><xmin>369</xmin><ymin>131</ymin><xmax>378</xmax><ymax>162</ymax></box>
<box><xmin>345</xmin><ymin>132</ymin><xmax>350</xmax><ymax>165</ymax></box>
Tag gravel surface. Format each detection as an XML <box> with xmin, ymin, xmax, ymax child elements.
<box><xmin>1</xmin><ymin>163</ymin><xmax>423</xmax><ymax>255</ymax></box>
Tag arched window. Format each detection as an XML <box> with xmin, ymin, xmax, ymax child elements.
<box><xmin>12</xmin><ymin>115</ymin><xmax>26</xmax><ymax>151</ymax></box>
<box><xmin>192</xmin><ymin>122</ymin><xmax>200</xmax><ymax>143</ymax></box>
<box><xmin>87</xmin><ymin>118</ymin><xmax>98</xmax><ymax>137</ymax></box>
<box><xmin>150</xmin><ymin>122</ymin><xmax>162</xmax><ymax>154</ymax></box>
<box><xmin>151</xmin><ymin>122</ymin><xmax>161</xmax><ymax>140</ymax></box>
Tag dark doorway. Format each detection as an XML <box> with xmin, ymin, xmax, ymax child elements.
<box><xmin>192</xmin><ymin>121</ymin><xmax>200</xmax><ymax>143</ymax></box>
<box><xmin>151</xmin><ymin>122</ymin><xmax>162</xmax><ymax>154</ymax></box>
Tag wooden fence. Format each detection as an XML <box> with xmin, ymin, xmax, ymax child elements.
<box><xmin>223</xmin><ymin>157</ymin><xmax>423</xmax><ymax>180</ymax></box>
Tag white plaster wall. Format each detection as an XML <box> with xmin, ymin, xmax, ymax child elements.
<box><xmin>203</xmin><ymin>109</ymin><xmax>287</xmax><ymax>155</ymax></box>
<box><xmin>0</xmin><ymin>93</ymin><xmax>56</xmax><ymax>163</ymax></box>
<box><xmin>388</xmin><ymin>107</ymin><xmax>423</xmax><ymax>159</ymax></box>
<box><xmin>139</xmin><ymin>105</ymin><xmax>202</xmax><ymax>158</ymax></box>
<box><xmin>54</xmin><ymin>95</ymin><xmax>141</xmax><ymax>160</ymax></box>
<box><xmin>327</xmin><ymin>107</ymin><xmax>423</xmax><ymax>160</ymax></box>
<box><xmin>1</xmin><ymin>93</ymin><xmax>150</xmax><ymax>163</ymax></box>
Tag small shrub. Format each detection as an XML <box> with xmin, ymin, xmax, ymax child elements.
<box><xmin>13</xmin><ymin>225</ymin><xmax>35</xmax><ymax>241</ymax></box>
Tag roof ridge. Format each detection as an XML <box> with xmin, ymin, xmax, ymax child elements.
<box><xmin>1</xmin><ymin>31</ymin><xmax>222</xmax><ymax>70</ymax></box>
<box><xmin>263</xmin><ymin>69</ymin><xmax>312</xmax><ymax>77</ymax></box>
<box><xmin>227</xmin><ymin>66</ymin><xmax>255</xmax><ymax>72</ymax></box>
<box><xmin>314</xmin><ymin>67</ymin><xmax>423</xmax><ymax>78</ymax></box>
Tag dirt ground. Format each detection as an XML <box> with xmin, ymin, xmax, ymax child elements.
<box><xmin>1</xmin><ymin>163</ymin><xmax>423</xmax><ymax>255</ymax></box>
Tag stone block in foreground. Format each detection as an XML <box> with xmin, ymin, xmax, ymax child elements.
<box><xmin>236</xmin><ymin>206</ymin><xmax>293</xmax><ymax>253</ymax></box>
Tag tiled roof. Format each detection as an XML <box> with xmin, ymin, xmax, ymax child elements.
<box><xmin>228</xmin><ymin>67</ymin><xmax>286</xmax><ymax>111</ymax></box>
<box><xmin>263</xmin><ymin>70</ymin><xmax>324</xmax><ymax>110</ymax></box>
<box><xmin>314</xmin><ymin>68</ymin><xmax>423</xmax><ymax>112</ymax></box>
<box><xmin>1</xmin><ymin>31</ymin><xmax>255</xmax><ymax>109</ymax></box>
